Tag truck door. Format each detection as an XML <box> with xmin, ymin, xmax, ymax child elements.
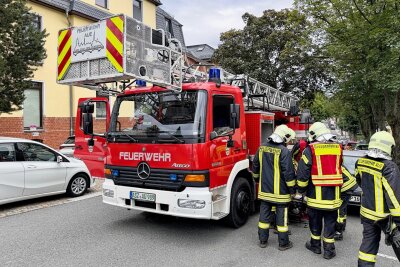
<box><xmin>74</xmin><ymin>97</ymin><xmax>110</xmax><ymax>179</ymax></box>
<box><xmin>210</xmin><ymin>94</ymin><xmax>242</xmax><ymax>188</ymax></box>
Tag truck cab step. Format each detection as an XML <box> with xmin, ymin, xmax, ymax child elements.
<box><xmin>212</xmin><ymin>212</ymin><xmax>228</xmax><ymax>219</ymax></box>
<box><xmin>212</xmin><ymin>194</ymin><xmax>227</xmax><ymax>203</ymax></box>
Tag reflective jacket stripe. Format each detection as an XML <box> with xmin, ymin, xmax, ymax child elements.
<box><xmin>274</xmin><ymin>153</ymin><xmax>280</xmax><ymax>194</ymax></box>
<box><xmin>382</xmin><ymin>176</ymin><xmax>400</xmax><ymax>216</ymax></box>
<box><xmin>360</xmin><ymin>206</ymin><xmax>389</xmax><ymax>221</ymax></box>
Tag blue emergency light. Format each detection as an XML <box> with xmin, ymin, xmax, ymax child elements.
<box><xmin>209</xmin><ymin>68</ymin><xmax>221</xmax><ymax>82</ymax></box>
<box><xmin>136</xmin><ymin>80</ymin><xmax>147</xmax><ymax>87</ymax></box>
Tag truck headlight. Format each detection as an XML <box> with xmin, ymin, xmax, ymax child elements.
<box><xmin>178</xmin><ymin>199</ymin><xmax>206</xmax><ymax>209</ymax></box>
<box><xmin>103</xmin><ymin>189</ymin><xmax>115</xmax><ymax>198</ymax></box>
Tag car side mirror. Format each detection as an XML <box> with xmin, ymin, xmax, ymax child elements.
<box><xmin>57</xmin><ymin>155</ymin><xmax>63</xmax><ymax>163</ymax></box>
<box><xmin>229</xmin><ymin>103</ymin><xmax>240</xmax><ymax>129</ymax></box>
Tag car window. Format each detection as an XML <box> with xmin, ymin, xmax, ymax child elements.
<box><xmin>17</xmin><ymin>142</ymin><xmax>56</xmax><ymax>162</ymax></box>
<box><xmin>343</xmin><ymin>155</ymin><xmax>358</xmax><ymax>175</ymax></box>
<box><xmin>64</xmin><ymin>137</ymin><xmax>75</xmax><ymax>144</ymax></box>
<box><xmin>0</xmin><ymin>143</ymin><xmax>16</xmax><ymax>162</ymax></box>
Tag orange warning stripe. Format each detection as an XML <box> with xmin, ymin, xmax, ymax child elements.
<box><xmin>106</xmin><ymin>16</ymin><xmax>124</xmax><ymax>72</ymax></box>
<box><xmin>57</xmin><ymin>29</ymin><xmax>72</xmax><ymax>80</ymax></box>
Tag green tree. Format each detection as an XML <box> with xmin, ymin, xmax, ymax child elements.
<box><xmin>0</xmin><ymin>0</ymin><xmax>47</xmax><ymax>114</ymax></box>
<box><xmin>308</xmin><ymin>92</ymin><xmax>331</xmax><ymax>122</ymax></box>
<box><xmin>295</xmin><ymin>0</ymin><xmax>400</xmax><ymax>162</ymax></box>
<box><xmin>213</xmin><ymin>9</ymin><xmax>334</xmax><ymax>100</ymax></box>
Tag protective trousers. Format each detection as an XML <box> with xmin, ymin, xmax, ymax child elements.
<box><xmin>358</xmin><ymin>218</ymin><xmax>381</xmax><ymax>267</ymax></box>
<box><xmin>336</xmin><ymin>195</ymin><xmax>350</xmax><ymax>233</ymax></box>
<box><xmin>258</xmin><ymin>201</ymin><xmax>289</xmax><ymax>246</ymax></box>
<box><xmin>308</xmin><ymin>208</ymin><xmax>337</xmax><ymax>253</ymax></box>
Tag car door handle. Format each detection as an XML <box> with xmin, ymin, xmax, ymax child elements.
<box><xmin>27</xmin><ymin>165</ymin><xmax>37</xmax><ymax>169</ymax></box>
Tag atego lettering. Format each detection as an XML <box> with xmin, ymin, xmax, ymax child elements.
<box><xmin>119</xmin><ymin>152</ymin><xmax>171</xmax><ymax>162</ymax></box>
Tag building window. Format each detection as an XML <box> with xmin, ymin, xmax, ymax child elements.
<box><xmin>95</xmin><ymin>91</ymin><xmax>108</xmax><ymax>119</ymax></box>
<box><xmin>95</xmin><ymin>0</ymin><xmax>108</xmax><ymax>8</ymax></box>
<box><xmin>23</xmin><ymin>82</ymin><xmax>43</xmax><ymax>130</ymax></box>
<box><xmin>133</xmin><ymin>0</ymin><xmax>143</xmax><ymax>21</ymax></box>
<box><xmin>31</xmin><ymin>14</ymin><xmax>42</xmax><ymax>31</ymax></box>
<box><xmin>165</xmin><ymin>18</ymin><xmax>174</xmax><ymax>37</ymax></box>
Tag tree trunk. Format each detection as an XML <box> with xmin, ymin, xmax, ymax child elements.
<box><xmin>384</xmin><ymin>90</ymin><xmax>400</xmax><ymax>165</ymax></box>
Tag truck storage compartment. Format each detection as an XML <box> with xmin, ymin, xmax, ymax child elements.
<box><xmin>245</xmin><ymin>111</ymin><xmax>275</xmax><ymax>157</ymax></box>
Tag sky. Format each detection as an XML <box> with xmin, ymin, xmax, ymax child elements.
<box><xmin>161</xmin><ymin>0</ymin><xmax>294</xmax><ymax>48</ymax></box>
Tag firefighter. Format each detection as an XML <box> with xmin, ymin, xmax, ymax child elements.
<box><xmin>297</xmin><ymin>122</ymin><xmax>343</xmax><ymax>260</ymax></box>
<box><xmin>356</xmin><ymin>131</ymin><xmax>400</xmax><ymax>266</ymax></box>
<box><xmin>292</xmin><ymin>139</ymin><xmax>308</xmax><ymax>172</ymax></box>
<box><xmin>290</xmin><ymin>139</ymin><xmax>309</xmax><ymax>223</ymax></box>
<box><xmin>334</xmin><ymin>165</ymin><xmax>358</xmax><ymax>241</ymax></box>
<box><xmin>252</xmin><ymin>125</ymin><xmax>296</xmax><ymax>250</ymax></box>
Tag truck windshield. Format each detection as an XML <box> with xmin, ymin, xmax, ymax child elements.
<box><xmin>110</xmin><ymin>90</ymin><xmax>207</xmax><ymax>143</ymax></box>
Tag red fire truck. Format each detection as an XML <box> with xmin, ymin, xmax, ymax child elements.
<box><xmin>57</xmin><ymin>15</ymin><xmax>301</xmax><ymax>227</ymax></box>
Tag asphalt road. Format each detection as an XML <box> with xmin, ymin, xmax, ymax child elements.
<box><xmin>0</xmin><ymin>197</ymin><xmax>398</xmax><ymax>267</ymax></box>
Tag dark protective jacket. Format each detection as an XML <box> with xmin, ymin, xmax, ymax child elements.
<box><xmin>252</xmin><ymin>141</ymin><xmax>296</xmax><ymax>204</ymax></box>
<box><xmin>355</xmin><ymin>156</ymin><xmax>400</xmax><ymax>225</ymax></box>
<box><xmin>297</xmin><ymin>142</ymin><xmax>343</xmax><ymax>210</ymax></box>
<box><xmin>341</xmin><ymin>165</ymin><xmax>358</xmax><ymax>194</ymax></box>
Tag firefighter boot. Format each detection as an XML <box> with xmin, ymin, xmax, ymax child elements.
<box><xmin>258</xmin><ymin>228</ymin><xmax>269</xmax><ymax>248</ymax></box>
<box><xmin>323</xmin><ymin>242</ymin><xmax>336</xmax><ymax>260</ymax></box>
<box><xmin>334</xmin><ymin>221</ymin><xmax>345</xmax><ymax>241</ymax></box>
<box><xmin>278</xmin><ymin>232</ymin><xmax>293</xmax><ymax>251</ymax></box>
<box><xmin>305</xmin><ymin>239</ymin><xmax>321</xmax><ymax>254</ymax></box>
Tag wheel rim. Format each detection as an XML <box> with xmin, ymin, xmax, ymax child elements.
<box><xmin>236</xmin><ymin>189</ymin><xmax>251</xmax><ymax>217</ymax></box>
<box><xmin>71</xmin><ymin>177</ymin><xmax>86</xmax><ymax>194</ymax></box>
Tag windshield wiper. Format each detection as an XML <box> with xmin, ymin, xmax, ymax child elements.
<box><xmin>157</xmin><ymin>131</ymin><xmax>185</xmax><ymax>144</ymax></box>
<box><xmin>110</xmin><ymin>132</ymin><xmax>139</xmax><ymax>143</ymax></box>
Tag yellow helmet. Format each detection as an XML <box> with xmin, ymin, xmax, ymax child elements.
<box><xmin>368</xmin><ymin>131</ymin><xmax>395</xmax><ymax>155</ymax></box>
<box><xmin>272</xmin><ymin>125</ymin><xmax>296</xmax><ymax>143</ymax></box>
<box><xmin>308</xmin><ymin>122</ymin><xmax>331</xmax><ymax>142</ymax></box>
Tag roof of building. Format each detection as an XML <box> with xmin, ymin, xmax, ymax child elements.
<box><xmin>186</xmin><ymin>44</ymin><xmax>215</xmax><ymax>61</ymax></box>
<box><xmin>156</xmin><ymin>7</ymin><xmax>186</xmax><ymax>48</ymax></box>
<box><xmin>31</xmin><ymin>0</ymin><xmax>161</xmax><ymax>21</ymax></box>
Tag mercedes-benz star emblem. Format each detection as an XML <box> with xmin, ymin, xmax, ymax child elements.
<box><xmin>137</xmin><ymin>162</ymin><xmax>151</xmax><ymax>180</ymax></box>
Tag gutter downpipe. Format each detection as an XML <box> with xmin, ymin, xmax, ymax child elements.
<box><xmin>66</xmin><ymin>0</ymin><xmax>76</xmax><ymax>136</ymax></box>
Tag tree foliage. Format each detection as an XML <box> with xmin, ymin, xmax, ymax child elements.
<box><xmin>0</xmin><ymin>0</ymin><xmax>47</xmax><ymax>114</ymax></box>
<box><xmin>296</xmin><ymin>0</ymin><xmax>400</xmax><ymax>162</ymax></box>
<box><xmin>213</xmin><ymin>9</ymin><xmax>334</xmax><ymax>100</ymax></box>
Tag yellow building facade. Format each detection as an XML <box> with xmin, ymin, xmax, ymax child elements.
<box><xmin>0</xmin><ymin>0</ymin><xmax>161</xmax><ymax>148</ymax></box>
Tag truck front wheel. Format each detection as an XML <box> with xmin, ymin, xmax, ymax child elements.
<box><xmin>226</xmin><ymin>177</ymin><xmax>252</xmax><ymax>228</ymax></box>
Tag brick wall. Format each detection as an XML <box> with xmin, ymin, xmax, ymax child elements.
<box><xmin>0</xmin><ymin>117</ymin><xmax>73</xmax><ymax>149</ymax></box>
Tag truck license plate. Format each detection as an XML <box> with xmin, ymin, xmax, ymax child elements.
<box><xmin>130</xmin><ymin>191</ymin><xmax>156</xmax><ymax>202</ymax></box>
<box><xmin>350</xmin><ymin>196</ymin><xmax>360</xmax><ymax>203</ymax></box>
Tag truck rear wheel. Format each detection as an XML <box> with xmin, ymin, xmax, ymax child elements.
<box><xmin>226</xmin><ymin>177</ymin><xmax>252</xmax><ymax>228</ymax></box>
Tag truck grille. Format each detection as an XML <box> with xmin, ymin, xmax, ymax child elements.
<box><xmin>109</xmin><ymin>166</ymin><xmax>186</xmax><ymax>192</ymax></box>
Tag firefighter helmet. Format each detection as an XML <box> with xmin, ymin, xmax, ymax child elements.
<box><xmin>308</xmin><ymin>122</ymin><xmax>331</xmax><ymax>142</ymax></box>
<box><xmin>270</xmin><ymin>125</ymin><xmax>296</xmax><ymax>144</ymax></box>
<box><xmin>368</xmin><ymin>131</ymin><xmax>395</xmax><ymax>155</ymax></box>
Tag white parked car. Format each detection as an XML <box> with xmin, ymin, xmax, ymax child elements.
<box><xmin>0</xmin><ymin>137</ymin><xmax>94</xmax><ymax>205</ymax></box>
<box><xmin>59</xmin><ymin>136</ymin><xmax>75</xmax><ymax>157</ymax></box>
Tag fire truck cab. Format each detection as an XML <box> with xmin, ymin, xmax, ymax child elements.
<box><xmin>77</xmin><ymin>80</ymin><xmax>261</xmax><ymax>227</ymax></box>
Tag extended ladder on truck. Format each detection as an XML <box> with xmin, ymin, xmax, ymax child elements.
<box><xmin>56</xmin><ymin>13</ymin><xmax>298</xmax><ymax>113</ymax></box>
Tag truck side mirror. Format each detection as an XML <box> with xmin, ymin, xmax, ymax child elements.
<box><xmin>83</xmin><ymin>113</ymin><xmax>94</xmax><ymax>135</ymax></box>
<box><xmin>229</xmin><ymin>104</ymin><xmax>240</xmax><ymax>129</ymax></box>
<box><xmin>80</xmin><ymin>102</ymin><xmax>94</xmax><ymax>114</ymax></box>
